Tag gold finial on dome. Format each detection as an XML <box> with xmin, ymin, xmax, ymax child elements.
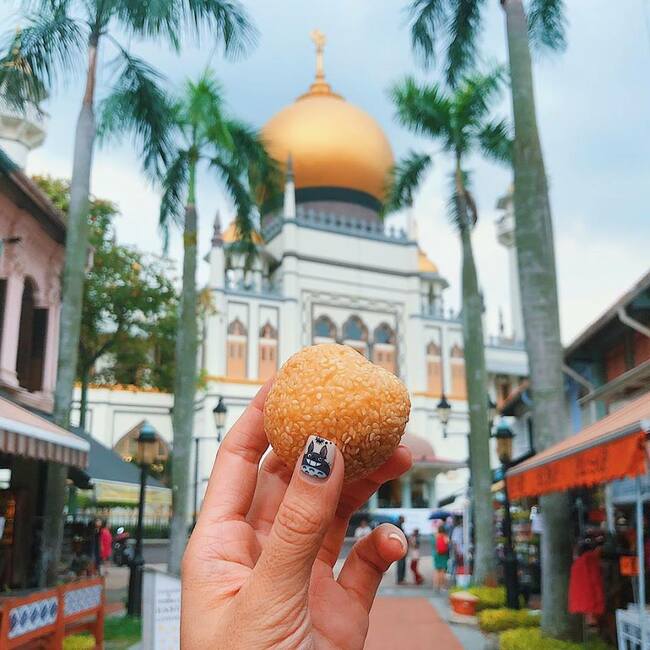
<box><xmin>305</xmin><ymin>29</ymin><xmax>336</xmax><ymax>97</ymax></box>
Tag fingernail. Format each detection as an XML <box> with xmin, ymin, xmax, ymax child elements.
<box><xmin>300</xmin><ymin>435</ymin><xmax>336</xmax><ymax>480</ymax></box>
<box><xmin>388</xmin><ymin>532</ymin><xmax>407</xmax><ymax>553</ymax></box>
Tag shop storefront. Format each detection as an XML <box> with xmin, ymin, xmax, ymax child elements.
<box><xmin>0</xmin><ymin>395</ymin><xmax>89</xmax><ymax>589</ymax></box>
<box><xmin>506</xmin><ymin>393</ymin><xmax>650</xmax><ymax>648</ymax></box>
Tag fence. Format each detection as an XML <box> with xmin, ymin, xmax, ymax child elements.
<box><xmin>0</xmin><ymin>576</ymin><xmax>104</xmax><ymax>648</ymax></box>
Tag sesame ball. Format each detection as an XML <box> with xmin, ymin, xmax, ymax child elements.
<box><xmin>264</xmin><ymin>343</ymin><xmax>411</xmax><ymax>481</ymax></box>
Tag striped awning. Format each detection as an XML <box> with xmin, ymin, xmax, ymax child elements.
<box><xmin>0</xmin><ymin>396</ymin><xmax>89</xmax><ymax>469</ymax></box>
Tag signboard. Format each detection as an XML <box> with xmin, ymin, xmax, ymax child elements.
<box><xmin>143</xmin><ymin>568</ymin><xmax>181</xmax><ymax>650</ymax></box>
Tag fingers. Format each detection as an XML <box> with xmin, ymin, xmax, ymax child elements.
<box><xmin>198</xmin><ymin>380</ymin><xmax>273</xmax><ymax>526</ymax></box>
<box><xmin>337</xmin><ymin>524</ymin><xmax>407</xmax><ymax>612</ymax></box>
<box><xmin>251</xmin><ymin>437</ymin><xmax>344</xmax><ymax>602</ymax></box>
<box><xmin>246</xmin><ymin>450</ymin><xmax>292</xmax><ymax>534</ymax></box>
<box><xmin>317</xmin><ymin>445</ymin><xmax>412</xmax><ymax>566</ymax></box>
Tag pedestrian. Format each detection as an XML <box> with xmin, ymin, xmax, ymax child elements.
<box><xmin>396</xmin><ymin>515</ymin><xmax>406</xmax><ymax>585</ymax></box>
<box><xmin>93</xmin><ymin>518</ymin><xmax>112</xmax><ymax>575</ymax></box>
<box><xmin>408</xmin><ymin>528</ymin><xmax>424</xmax><ymax>585</ymax></box>
<box><xmin>354</xmin><ymin>517</ymin><xmax>372</xmax><ymax>539</ymax></box>
<box><xmin>450</xmin><ymin>516</ymin><xmax>464</xmax><ymax>582</ymax></box>
<box><xmin>181</xmin><ymin>382</ymin><xmax>411</xmax><ymax>648</ymax></box>
<box><xmin>433</xmin><ymin>524</ymin><xmax>450</xmax><ymax>592</ymax></box>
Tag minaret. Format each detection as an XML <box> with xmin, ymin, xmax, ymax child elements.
<box><xmin>283</xmin><ymin>154</ymin><xmax>296</xmax><ymax>219</ymax></box>
<box><xmin>0</xmin><ymin>34</ymin><xmax>47</xmax><ymax>169</ymax></box>
<box><xmin>208</xmin><ymin>211</ymin><xmax>225</xmax><ymax>289</ymax></box>
<box><xmin>495</xmin><ymin>186</ymin><xmax>524</xmax><ymax>341</ymax></box>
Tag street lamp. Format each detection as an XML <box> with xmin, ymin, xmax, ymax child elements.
<box><xmin>494</xmin><ymin>419</ymin><xmax>519</xmax><ymax>610</ymax></box>
<box><xmin>213</xmin><ymin>397</ymin><xmax>228</xmax><ymax>442</ymax></box>
<box><xmin>127</xmin><ymin>421</ymin><xmax>158</xmax><ymax>616</ymax></box>
<box><xmin>436</xmin><ymin>394</ymin><xmax>451</xmax><ymax>438</ymax></box>
<box><xmin>193</xmin><ymin>398</ymin><xmax>229</xmax><ymax>525</ymax></box>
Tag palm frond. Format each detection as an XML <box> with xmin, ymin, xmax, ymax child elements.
<box><xmin>225</xmin><ymin>119</ymin><xmax>282</xmax><ymax>209</ymax></box>
<box><xmin>186</xmin><ymin>70</ymin><xmax>231</xmax><ymax>148</ymax></box>
<box><xmin>406</xmin><ymin>0</ymin><xmax>449</xmax><ymax>68</ymax></box>
<box><xmin>454</xmin><ymin>67</ymin><xmax>505</xmax><ymax>130</ymax></box>
<box><xmin>97</xmin><ymin>47</ymin><xmax>175</xmax><ymax>179</ymax></box>
<box><xmin>477</xmin><ymin>118</ymin><xmax>512</xmax><ymax>165</ymax></box>
<box><xmin>210</xmin><ymin>153</ymin><xmax>254</xmax><ymax>239</ymax></box>
<box><xmin>390</xmin><ymin>77</ymin><xmax>453</xmax><ymax>143</ymax></box>
<box><xmin>0</xmin><ymin>3</ymin><xmax>84</xmax><ymax>110</ymax></box>
<box><xmin>113</xmin><ymin>0</ymin><xmax>257</xmax><ymax>58</ymax></box>
<box><xmin>159</xmin><ymin>150</ymin><xmax>190</xmax><ymax>252</ymax></box>
<box><xmin>384</xmin><ymin>151</ymin><xmax>432</xmax><ymax>215</ymax></box>
<box><xmin>528</xmin><ymin>0</ymin><xmax>567</xmax><ymax>52</ymax></box>
<box><xmin>446</xmin><ymin>0</ymin><xmax>486</xmax><ymax>86</ymax></box>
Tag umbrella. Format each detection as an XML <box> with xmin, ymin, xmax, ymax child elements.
<box><xmin>428</xmin><ymin>509</ymin><xmax>452</xmax><ymax>520</ymax></box>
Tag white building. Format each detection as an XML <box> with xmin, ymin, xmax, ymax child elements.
<box><xmin>75</xmin><ymin>38</ymin><xmax>528</xmax><ymax>523</ymax></box>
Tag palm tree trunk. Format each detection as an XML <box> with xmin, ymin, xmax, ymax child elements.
<box><xmin>168</xmin><ymin>158</ymin><xmax>199</xmax><ymax>575</ymax></box>
<box><xmin>78</xmin><ymin>363</ymin><xmax>90</xmax><ymax>431</ymax></box>
<box><xmin>455</xmin><ymin>162</ymin><xmax>496</xmax><ymax>585</ymax></box>
<box><xmin>40</xmin><ymin>35</ymin><xmax>99</xmax><ymax>588</ymax></box>
<box><xmin>501</xmin><ymin>0</ymin><xmax>575</xmax><ymax>638</ymax></box>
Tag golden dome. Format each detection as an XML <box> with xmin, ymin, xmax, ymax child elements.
<box><xmin>221</xmin><ymin>222</ymin><xmax>263</xmax><ymax>245</ymax></box>
<box><xmin>262</xmin><ymin>32</ymin><xmax>393</xmax><ymax>204</ymax></box>
<box><xmin>418</xmin><ymin>248</ymin><xmax>438</xmax><ymax>273</ymax></box>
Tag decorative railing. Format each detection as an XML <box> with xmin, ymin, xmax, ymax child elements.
<box><xmin>262</xmin><ymin>207</ymin><xmax>409</xmax><ymax>243</ymax></box>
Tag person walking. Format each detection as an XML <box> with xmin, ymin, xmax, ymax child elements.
<box><xmin>93</xmin><ymin>519</ymin><xmax>112</xmax><ymax>575</ymax></box>
<box><xmin>433</xmin><ymin>524</ymin><xmax>450</xmax><ymax>592</ymax></box>
<box><xmin>450</xmin><ymin>516</ymin><xmax>464</xmax><ymax>584</ymax></box>
<box><xmin>354</xmin><ymin>517</ymin><xmax>372</xmax><ymax>539</ymax></box>
<box><xmin>409</xmin><ymin>528</ymin><xmax>424</xmax><ymax>585</ymax></box>
<box><xmin>396</xmin><ymin>515</ymin><xmax>406</xmax><ymax>585</ymax></box>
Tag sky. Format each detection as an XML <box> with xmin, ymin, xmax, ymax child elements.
<box><xmin>2</xmin><ymin>0</ymin><xmax>650</xmax><ymax>344</ymax></box>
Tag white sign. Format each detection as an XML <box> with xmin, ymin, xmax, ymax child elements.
<box><xmin>143</xmin><ymin>568</ymin><xmax>181</xmax><ymax>650</ymax></box>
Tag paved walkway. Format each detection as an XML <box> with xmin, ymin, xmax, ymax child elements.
<box><xmin>105</xmin><ymin>554</ymin><xmax>484</xmax><ymax>648</ymax></box>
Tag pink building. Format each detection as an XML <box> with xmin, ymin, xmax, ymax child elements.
<box><xmin>0</xmin><ymin>149</ymin><xmax>64</xmax><ymax>412</ymax></box>
<box><xmin>0</xmin><ymin>147</ymin><xmax>89</xmax><ymax>589</ymax></box>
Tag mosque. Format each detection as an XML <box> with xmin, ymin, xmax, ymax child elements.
<box><xmin>194</xmin><ymin>32</ymin><xmax>529</xmax><ymax>522</ymax></box>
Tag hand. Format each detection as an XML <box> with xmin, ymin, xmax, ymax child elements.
<box><xmin>181</xmin><ymin>381</ymin><xmax>412</xmax><ymax>649</ymax></box>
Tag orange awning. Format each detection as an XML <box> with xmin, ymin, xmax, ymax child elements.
<box><xmin>506</xmin><ymin>393</ymin><xmax>650</xmax><ymax>500</ymax></box>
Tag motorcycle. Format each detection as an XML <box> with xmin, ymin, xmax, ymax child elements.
<box><xmin>112</xmin><ymin>527</ymin><xmax>136</xmax><ymax>566</ymax></box>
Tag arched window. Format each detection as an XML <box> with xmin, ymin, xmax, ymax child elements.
<box><xmin>258</xmin><ymin>321</ymin><xmax>278</xmax><ymax>381</ymax></box>
<box><xmin>372</xmin><ymin>323</ymin><xmax>396</xmax><ymax>373</ymax></box>
<box><xmin>450</xmin><ymin>343</ymin><xmax>467</xmax><ymax>399</ymax></box>
<box><xmin>426</xmin><ymin>341</ymin><xmax>443</xmax><ymax>396</ymax></box>
<box><xmin>114</xmin><ymin>421</ymin><xmax>170</xmax><ymax>463</ymax></box>
<box><xmin>313</xmin><ymin>315</ymin><xmax>336</xmax><ymax>343</ymax></box>
<box><xmin>342</xmin><ymin>315</ymin><xmax>369</xmax><ymax>357</ymax></box>
<box><xmin>227</xmin><ymin>318</ymin><xmax>248</xmax><ymax>378</ymax></box>
<box><xmin>16</xmin><ymin>277</ymin><xmax>48</xmax><ymax>392</ymax></box>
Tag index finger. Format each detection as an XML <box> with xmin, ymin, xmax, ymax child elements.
<box><xmin>198</xmin><ymin>379</ymin><xmax>273</xmax><ymax>525</ymax></box>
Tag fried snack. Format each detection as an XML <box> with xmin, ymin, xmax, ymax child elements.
<box><xmin>264</xmin><ymin>343</ymin><xmax>411</xmax><ymax>481</ymax></box>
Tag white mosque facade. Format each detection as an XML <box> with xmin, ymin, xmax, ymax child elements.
<box><xmin>192</xmin><ymin>45</ymin><xmax>528</xmax><ymax>518</ymax></box>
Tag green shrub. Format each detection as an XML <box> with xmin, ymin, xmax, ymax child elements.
<box><xmin>500</xmin><ymin>628</ymin><xmax>613</xmax><ymax>650</ymax></box>
<box><xmin>479</xmin><ymin>608</ymin><xmax>540</xmax><ymax>633</ymax></box>
<box><xmin>450</xmin><ymin>585</ymin><xmax>508</xmax><ymax>611</ymax></box>
<box><xmin>63</xmin><ymin>634</ymin><xmax>95</xmax><ymax>650</ymax></box>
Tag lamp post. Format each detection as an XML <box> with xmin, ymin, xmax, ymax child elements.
<box><xmin>494</xmin><ymin>419</ymin><xmax>519</xmax><ymax>610</ymax></box>
<box><xmin>193</xmin><ymin>398</ymin><xmax>228</xmax><ymax>525</ymax></box>
<box><xmin>127</xmin><ymin>421</ymin><xmax>158</xmax><ymax>616</ymax></box>
<box><xmin>436</xmin><ymin>394</ymin><xmax>452</xmax><ymax>438</ymax></box>
<box><xmin>213</xmin><ymin>397</ymin><xmax>228</xmax><ymax>442</ymax></box>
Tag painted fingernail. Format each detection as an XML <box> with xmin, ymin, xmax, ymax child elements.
<box><xmin>300</xmin><ymin>435</ymin><xmax>336</xmax><ymax>480</ymax></box>
<box><xmin>388</xmin><ymin>532</ymin><xmax>407</xmax><ymax>553</ymax></box>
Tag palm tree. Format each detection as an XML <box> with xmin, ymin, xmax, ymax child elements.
<box><xmin>111</xmin><ymin>71</ymin><xmax>279</xmax><ymax>574</ymax></box>
<box><xmin>0</xmin><ymin>0</ymin><xmax>255</xmax><ymax>588</ymax></box>
<box><xmin>387</xmin><ymin>70</ymin><xmax>511</xmax><ymax>586</ymax></box>
<box><xmin>406</xmin><ymin>0</ymin><xmax>572</xmax><ymax>638</ymax></box>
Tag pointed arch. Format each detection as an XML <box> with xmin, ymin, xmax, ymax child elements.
<box><xmin>372</xmin><ymin>322</ymin><xmax>397</xmax><ymax>373</ymax></box>
<box><xmin>312</xmin><ymin>314</ymin><xmax>337</xmax><ymax>343</ymax></box>
<box><xmin>342</xmin><ymin>315</ymin><xmax>369</xmax><ymax>357</ymax></box>
<box><xmin>227</xmin><ymin>317</ymin><xmax>248</xmax><ymax>378</ymax></box>
<box><xmin>426</xmin><ymin>340</ymin><xmax>443</xmax><ymax>396</ymax></box>
<box><xmin>259</xmin><ymin>320</ymin><xmax>278</xmax><ymax>380</ymax></box>
<box><xmin>450</xmin><ymin>343</ymin><xmax>466</xmax><ymax>399</ymax></box>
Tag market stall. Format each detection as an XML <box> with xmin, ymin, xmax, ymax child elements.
<box><xmin>506</xmin><ymin>393</ymin><xmax>650</xmax><ymax>648</ymax></box>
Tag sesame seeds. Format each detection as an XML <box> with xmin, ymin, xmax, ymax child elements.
<box><xmin>264</xmin><ymin>343</ymin><xmax>411</xmax><ymax>481</ymax></box>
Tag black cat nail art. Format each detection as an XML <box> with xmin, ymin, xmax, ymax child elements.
<box><xmin>301</xmin><ymin>436</ymin><xmax>335</xmax><ymax>479</ymax></box>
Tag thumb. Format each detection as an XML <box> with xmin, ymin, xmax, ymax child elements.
<box><xmin>253</xmin><ymin>435</ymin><xmax>343</xmax><ymax>599</ymax></box>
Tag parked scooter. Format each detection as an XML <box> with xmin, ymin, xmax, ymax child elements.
<box><xmin>112</xmin><ymin>527</ymin><xmax>136</xmax><ymax>566</ymax></box>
